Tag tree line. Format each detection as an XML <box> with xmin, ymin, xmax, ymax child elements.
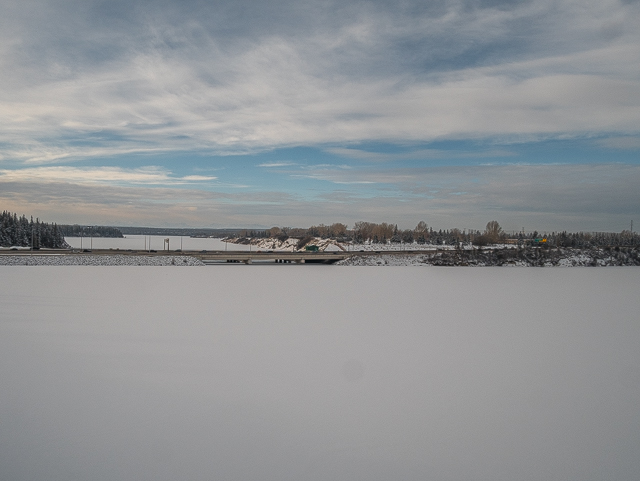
<box><xmin>237</xmin><ymin>221</ymin><xmax>489</xmax><ymax>245</ymax></box>
<box><xmin>57</xmin><ymin>225</ymin><xmax>124</xmax><ymax>238</ymax></box>
<box><xmin>4</xmin><ymin>211</ymin><xmax>637</xmax><ymax>249</ymax></box>
<box><xmin>0</xmin><ymin>211</ymin><xmax>67</xmax><ymax>248</ymax></box>
<box><xmin>237</xmin><ymin>220</ymin><xmax>640</xmax><ymax>247</ymax></box>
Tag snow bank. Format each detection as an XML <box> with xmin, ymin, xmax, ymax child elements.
<box><xmin>0</xmin><ymin>255</ymin><xmax>205</xmax><ymax>266</ymax></box>
<box><xmin>229</xmin><ymin>236</ymin><xmax>345</xmax><ymax>252</ymax></box>
<box><xmin>338</xmin><ymin>254</ymin><xmax>428</xmax><ymax>266</ymax></box>
<box><xmin>229</xmin><ymin>237</ymin><xmax>519</xmax><ymax>253</ymax></box>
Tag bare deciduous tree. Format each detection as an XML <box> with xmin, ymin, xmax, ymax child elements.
<box><xmin>414</xmin><ymin>221</ymin><xmax>428</xmax><ymax>233</ymax></box>
<box><xmin>485</xmin><ymin>221</ymin><xmax>503</xmax><ymax>243</ymax></box>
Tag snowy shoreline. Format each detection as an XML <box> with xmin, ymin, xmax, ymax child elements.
<box><xmin>337</xmin><ymin>247</ymin><xmax>640</xmax><ymax>267</ymax></box>
<box><xmin>1</xmin><ymin>247</ymin><xmax>639</xmax><ymax>266</ymax></box>
<box><xmin>0</xmin><ymin>255</ymin><xmax>205</xmax><ymax>266</ymax></box>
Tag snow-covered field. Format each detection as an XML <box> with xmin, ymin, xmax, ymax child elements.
<box><xmin>1</xmin><ymin>267</ymin><xmax>639</xmax><ymax>481</ymax></box>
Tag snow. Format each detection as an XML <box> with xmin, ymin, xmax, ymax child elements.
<box><xmin>338</xmin><ymin>254</ymin><xmax>426</xmax><ymax>266</ymax></box>
<box><xmin>337</xmin><ymin>248</ymin><xmax>640</xmax><ymax>266</ymax></box>
<box><xmin>346</xmin><ymin>242</ymin><xmax>516</xmax><ymax>252</ymax></box>
<box><xmin>1</xmin><ymin>267</ymin><xmax>639</xmax><ymax>481</ymax></box>
<box><xmin>230</xmin><ymin>237</ymin><xmax>473</xmax><ymax>252</ymax></box>
<box><xmin>232</xmin><ymin>236</ymin><xmax>346</xmax><ymax>252</ymax></box>
<box><xmin>250</xmin><ymin>236</ymin><xmax>302</xmax><ymax>251</ymax></box>
<box><xmin>64</xmin><ymin>235</ymin><xmax>519</xmax><ymax>253</ymax></box>
<box><xmin>0</xmin><ymin>255</ymin><xmax>205</xmax><ymax>266</ymax></box>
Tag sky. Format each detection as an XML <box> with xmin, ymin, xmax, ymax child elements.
<box><xmin>1</xmin><ymin>0</ymin><xmax>639</xmax><ymax>232</ymax></box>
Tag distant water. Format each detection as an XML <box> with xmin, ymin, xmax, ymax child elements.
<box><xmin>1</xmin><ymin>267</ymin><xmax>639</xmax><ymax>481</ymax></box>
<box><xmin>65</xmin><ymin>234</ymin><xmax>252</xmax><ymax>251</ymax></box>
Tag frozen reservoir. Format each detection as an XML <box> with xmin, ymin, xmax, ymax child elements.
<box><xmin>1</xmin><ymin>267</ymin><xmax>639</xmax><ymax>481</ymax></box>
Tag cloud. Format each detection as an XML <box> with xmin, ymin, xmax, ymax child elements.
<box><xmin>180</xmin><ymin>175</ymin><xmax>219</xmax><ymax>181</ymax></box>
<box><xmin>258</xmin><ymin>162</ymin><xmax>297</xmax><ymax>168</ymax></box>
<box><xmin>326</xmin><ymin>147</ymin><xmax>517</xmax><ymax>162</ymax></box>
<box><xmin>1</xmin><ymin>1</ymin><xmax>638</xmax><ymax>230</ymax></box>
<box><xmin>597</xmin><ymin>136</ymin><xmax>640</xmax><ymax>150</ymax></box>
<box><xmin>0</xmin><ymin>145</ymin><xmax>176</xmax><ymax>165</ymax></box>
<box><xmin>0</xmin><ymin>166</ymin><xmax>216</xmax><ymax>185</ymax></box>
<box><xmin>1</xmin><ymin>1</ymin><xmax>639</xmax><ymax>163</ymax></box>
<box><xmin>2</xmin><ymin>163</ymin><xmax>638</xmax><ymax>231</ymax></box>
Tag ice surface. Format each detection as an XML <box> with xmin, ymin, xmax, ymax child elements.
<box><xmin>65</xmin><ymin>235</ymin><xmax>252</xmax><ymax>251</ymax></box>
<box><xmin>1</xmin><ymin>267</ymin><xmax>639</xmax><ymax>481</ymax></box>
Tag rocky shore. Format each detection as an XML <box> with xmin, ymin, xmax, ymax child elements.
<box><xmin>338</xmin><ymin>247</ymin><xmax>640</xmax><ymax>267</ymax></box>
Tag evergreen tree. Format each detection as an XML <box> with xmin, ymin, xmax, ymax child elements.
<box><xmin>0</xmin><ymin>211</ymin><xmax>68</xmax><ymax>248</ymax></box>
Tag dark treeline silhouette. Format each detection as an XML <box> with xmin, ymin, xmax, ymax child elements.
<box><xmin>4</xmin><ymin>213</ymin><xmax>638</xmax><ymax>249</ymax></box>
<box><xmin>543</xmin><ymin>230</ymin><xmax>640</xmax><ymax>247</ymax></box>
<box><xmin>416</xmin><ymin>245</ymin><xmax>640</xmax><ymax>267</ymax></box>
<box><xmin>118</xmin><ymin>227</ymin><xmax>244</xmax><ymax>237</ymax></box>
<box><xmin>58</xmin><ymin>225</ymin><xmax>124</xmax><ymax>238</ymax></box>
<box><xmin>238</xmin><ymin>220</ymin><xmax>640</xmax><ymax>247</ymax></box>
<box><xmin>0</xmin><ymin>211</ymin><xmax>67</xmax><ymax>248</ymax></box>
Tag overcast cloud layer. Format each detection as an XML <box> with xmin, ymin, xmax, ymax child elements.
<box><xmin>1</xmin><ymin>0</ymin><xmax>639</xmax><ymax>229</ymax></box>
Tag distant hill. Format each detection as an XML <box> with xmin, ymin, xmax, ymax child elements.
<box><xmin>58</xmin><ymin>225</ymin><xmax>124</xmax><ymax>238</ymax></box>
<box><xmin>116</xmin><ymin>227</ymin><xmax>245</xmax><ymax>237</ymax></box>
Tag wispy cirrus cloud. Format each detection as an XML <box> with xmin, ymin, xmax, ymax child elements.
<box><xmin>0</xmin><ymin>1</ymin><xmax>639</xmax><ymax>164</ymax></box>
<box><xmin>596</xmin><ymin>136</ymin><xmax>640</xmax><ymax>150</ymax></box>
<box><xmin>1</xmin><ymin>163</ymin><xmax>638</xmax><ymax>231</ymax></box>
<box><xmin>258</xmin><ymin>162</ymin><xmax>297</xmax><ymax>168</ymax></box>
<box><xmin>0</xmin><ymin>166</ymin><xmax>216</xmax><ymax>185</ymax></box>
<box><xmin>1</xmin><ymin>0</ymin><xmax>639</xmax><ymax>229</ymax></box>
<box><xmin>325</xmin><ymin>147</ymin><xmax>517</xmax><ymax>162</ymax></box>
